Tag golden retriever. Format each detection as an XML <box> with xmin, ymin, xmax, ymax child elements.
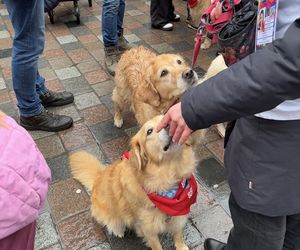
<box><xmin>69</xmin><ymin>115</ymin><xmax>197</xmax><ymax>250</ymax></box>
<box><xmin>112</xmin><ymin>46</ymin><xmax>198</xmax><ymax>128</ymax></box>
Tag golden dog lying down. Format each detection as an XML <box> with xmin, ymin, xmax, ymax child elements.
<box><xmin>69</xmin><ymin>116</ymin><xmax>197</xmax><ymax>250</ymax></box>
<box><xmin>112</xmin><ymin>46</ymin><xmax>198</xmax><ymax>128</ymax></box>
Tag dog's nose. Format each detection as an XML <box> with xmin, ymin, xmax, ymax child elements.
<box><xmin>182</xmin><ymin>69</ymin><xmax>194</xmax><ymax>80</ymax></box>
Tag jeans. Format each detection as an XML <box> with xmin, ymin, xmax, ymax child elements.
<box><xmin>227</xmin><ymin>194</ymin><xmax>300</xmax><ymax>250</ymax></box>
<box><xmin>5</xmin><ymin>0</ymin><xmax>48</xmax><ymax>117</ymax></box>
<box><xmin>102</xmin><ymin>0</ymin><xmax>125</xmax><ymax>47</ymax></box>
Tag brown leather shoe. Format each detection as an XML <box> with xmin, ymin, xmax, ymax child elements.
<box><xmin>40</xmin><ymin>90</ymin><xmax>74</xmax><ymax>107</ymax></box>
<box><xmin>20</xmin><ymin>110</ymin><xmax>73</xmax><ymax>132</ymax></box>
<box><xmin>204</xmin><ymin>238</ymin><xmax>226</xmax><ymax>250</ymax></box>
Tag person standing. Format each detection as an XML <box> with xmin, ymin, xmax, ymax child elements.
<box><xmin>150</xmin><ymin>0</ymin><xmax>180</xmax><ymax>31</ymax></box>
<box><xmin>157</xmin><ymin>4</ymin><xmax>300</xmax><ymax>249</ymax></box>
<box><xmin>102</xmin><ymin>0</ymin><xmax>135</xmax><ymax>76</ymax></box>
<box><xmin>4</xmin><ymin>0</ymin><xmax>75</xmax><ymax>132</ymax></box>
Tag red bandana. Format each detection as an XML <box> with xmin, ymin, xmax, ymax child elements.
<box><xmin>123</xmin><ymin>152</ymin><xmax>198</xmax><ymax>216</ymax></box>
<box><xmin>188</xmin><ymin>0</ymin><xmax>198</xmax><ymax>8</ymax></box>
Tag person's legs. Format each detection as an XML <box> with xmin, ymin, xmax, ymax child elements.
<box><xmin>0</xmin><ymin>221</ymin><xmax>36</xmax><ymax>250</ymax></box>
<box><xmin>150</xmin><ymin>0</ymin><xmax>173</xmax><ymax>29</ymax></box>
<box><xmin>226</xmin><ymin>193</ymin><xmax>286</xmax><ymax>250</ymax></box>
<box><xmin>283</xmin><ymin>214</ymin><xmax>300</xmax><ymax>250</ymax></box>
<box><xmin>35</xmin><ymin>71</ymin><xmax>48</xmax><ymax>96</ymax></box>
<box><xmin>117</xmin><ymin>0</ymin><xmax>125</xmax><ymax>36</ymax></box>
<box><xmin>5</xmin><ymin>0</ymin><xmax>45</xmax><ymax>117</ymax></box>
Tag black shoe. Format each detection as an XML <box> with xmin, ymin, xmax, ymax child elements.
<box><xmin>40</xmin><ymin>90</ymin><xmax>74</xmax><ymax>108</ymax></box>
<box><xmin>152</xmin><ymin>23</ymin><xmax>174</xmax><ymax>31</ymax></box>
<box><xmin>20</xmin><ymin>110</ymin><xmax>73</xmax><ymax>132</ymax></box>
<box><xmin>204</xmin><ymin>238</ymin><xmax>227</xmax><ymax>250</ymax></box>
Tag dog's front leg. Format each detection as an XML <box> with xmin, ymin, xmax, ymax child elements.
<box><xmin>174</xmin><ymin>230</ymin><xmax>189</xmax><ymax>250</ymax></box>
<box><xmin>144</xmin><ymin>234</ymin><xmax>163</xmax><ymax>250</ymax></box>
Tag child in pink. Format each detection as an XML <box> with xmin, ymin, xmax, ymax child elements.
<box><xmin>0</xmin><ymin>112</ymin><xmax>51</xmax><ymax>250</ymax></box>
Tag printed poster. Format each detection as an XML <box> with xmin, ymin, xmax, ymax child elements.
<box><xmin>255</xmin><ymin>0</ymin><xmax>279</xmax><ymax>50</ymax></box>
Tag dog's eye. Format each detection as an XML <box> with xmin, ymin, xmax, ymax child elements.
<box><xmin>160</xmin><ymin>70</ymin><xmax>168</xmax><ymax>77</ymax></box>
<box><xmin>146</xmin><ymin>128</ymin><xmax>153</xmax><ymax>136</ymax></box>
<box><xmin>177</xmin><ymin>59</ymin><xmax>182</xmax><ymax>65</ymax></box>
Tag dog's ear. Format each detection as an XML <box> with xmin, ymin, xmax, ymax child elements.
<box><xmin>134</xmin><ymin>62</ymin><xmax>161</xmax><ymax>107</ymax></box>
<box><xmin>131</xmin><ymin>138</ymin><xmax>148</xmax><ymax>171</ymax></box>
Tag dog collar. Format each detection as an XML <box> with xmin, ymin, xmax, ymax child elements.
<box><xmin>188</xmin><ymin>0</ymin><xmax>198</xmax><ymax>8</ymax></box>
<box><xmin>122</xmin><ymin>151</ymin><xmax>198</xmax><ymax>216</ymax></box>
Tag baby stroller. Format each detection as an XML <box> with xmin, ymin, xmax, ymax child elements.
<box><xmin>45</xmin><ymin>0</ymin><xmax>92</xmax><ymax>24</ymax></box>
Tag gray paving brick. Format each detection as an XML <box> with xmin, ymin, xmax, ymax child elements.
<box><xmin>60</xmin><ymin>76</ymin><xmax>92</xmax><ymax>95</ymax></box>
<box><xmin>151</xmin><ymin>43</ymin><xmax>174</xmax><ymax>53</ymax></box>
<box><xmin>35</xmin><ymin>212</ymin><xmax>59</xmax><ymax>250</ymax></box>
<box><xmin>74</xmin><ymin>91</ymin><xmax>101</xmax><ymax>110</ymax></box>
<box><xmin>0</xmin><ymin>77</ymin><xmax>6</xmax><ymax>90</ymax></box>
<box><xmin>88</xmin><ymin>242</ymin><xmax>111</xmax><ymax>250</ymax></box>
<box><xmin>211</xmin><ymin>181</ymin><xmax>231</xmax><ymax>215</ymax></box>
<box><xmin>192</xmin><ymin>205</ymin><xmax>232</xmax><ymax>243</ymax></box>
<box><xmin>47</xmin><ymin>153</ymin><xmax>70</xmax><ymax>183</ymax></box>
<box><xmin>49</xmin><ymin>105</ymin><xmax>81</xmax><ymax>122</ymax></box>
<box><xmin>55</xmin><ymin>66</ymin><xmax>81</xmax><ymax>80</ymax></box>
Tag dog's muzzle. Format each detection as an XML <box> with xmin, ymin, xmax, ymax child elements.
<box><xmin>182</xmin><ymin>69</ymin><xmax>197</xmax><ymax>85</ymax></box>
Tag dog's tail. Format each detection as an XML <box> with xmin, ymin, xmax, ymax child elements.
<box><xmin>69</xmin><ymin>151</ymin><xmax>104</xmax><ymax>190</ymax></box>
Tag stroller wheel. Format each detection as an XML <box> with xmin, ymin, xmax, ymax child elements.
<box><xmin>88</xmin><ymin>0</ymin><xmax>92</xmax><ymax>7</ymax></box>
<box><xmin>48</xmin><ymin>10</ymin><xmax>54</xmax><ymax>24</ymax></box>
<box><xmin>73</xmin><ymin>1</ymin><xmax>80</xmax><ymax>24</ymax></box>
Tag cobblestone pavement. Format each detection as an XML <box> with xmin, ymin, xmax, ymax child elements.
<box><xmin>0</xmin><ymin>0</ymin><xmax>232</xmax><ymax>249</ymax></box>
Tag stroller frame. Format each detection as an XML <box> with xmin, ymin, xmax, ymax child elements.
<box><xmin>48</xmin><ymin>0</ymin><xmax>92</xmax><ymax>24</ymax></box>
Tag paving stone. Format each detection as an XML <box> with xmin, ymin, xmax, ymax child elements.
<box><xmin>28</xmin><ymin>130</ymin><xmax>55</xmax><ymax>140</ymax></box>
<box><xmin>101</xmin><ymin>136</ymin><xmax>130</xmax><ymax>161</ymax></box>
<box><xmin>59</xmin><ymin>122</ymin><xmax>95</xmax><ymax>150</ymax></box>
<box><xmin>88</xmin><ymin>242</ymin><xmax>111</xmax><ymax>250</ymax></box>
<box><xmin>151</xmin><ymin>43</ymin><xmax>174</xmax><ymax>53</ymax></box>
<box><xmin>0</xmin><ymin>89</ymin><xmax>10</xmax><ymax>103</ymax></box>
<box><xmin>126</xmin><ymin>9</ymin><xmax>144</xmax><ymax>16</ymax></box>
<box><xmin>61</xmin><ymin>41</ymin><xmax>83</xmax><ymax>51</ymax></box>
<box><xmin>38</xmin><ymin>57</ymin><xmax>51</xmax><ymax>69</ymax></box>
<box><xmin>70</xmin><ymin>26</ymin><xmax>93</xmax><ymax>36</ymax></box>
<box><xmin>131</xmin><ymin>26</ymin><xmax>149</xmax><ymax>36</ymax></box>
<box><xmin>44</xmin><ymin>49</ymin><xmax>66</xmax><ymax>59</ymax></box>
<box><xmin>70</xmin><ymin>143</ymin><xmax>107</xmax><ymax>163</ymax></box>
<box><xmin>201</xmin><ymin>126</ymin><xmax>221</xmax><ymax>145</ymax></box>
<box><xmin>81</xmin><ymin>104</ymin><xmax>112</xmax><ymax>126</ymax></box>
<box><xmin>56</xmin><ymin>34</ymin><xmax>78</xmax><ymax>44</ymax></box>
<box><xmin>190</xmin><ymin>182</ymin><xmax>217</xmax><ymax>218</ymax></box>
<box><xmin>57</xmin><ymin>211</ymin><xmax>107</xmax><ymax>250</ymax></box>
<box><xmin>85</xmin><ymin>69</ymin><xmax>110</xmax><ymax>84</ymax></box>
<box><xmin>49</xmin><ymin>105</ymin><xmax>81</xmax><ymax>122</ymax></box>
<box><xmin>0</xmin><ymin>9</ymin><xmax>9</xmax><ymax>16</ymax></box>
<box><xmin>124</xmin><ymin>126</ymin><xmax>139</xmax><ymax>138</ymax></box>
<box><xmin>48</xmin><ymin>178</ymin><xmax>90</xmax><ymax>223</ymax></box>
<box><xmin>60</xmin><ymin>76</ymin><xmax>92</xmax><ymax>95</ymax></box>
<box><xmin>35</xmin><ymin>212</ymin><xmax>59</xmax><ymax>250</ymax></box>
<box><xmin>92</xmin><ymin>80</ymin><xmax>115</xmax><ymax>97</ymax></box>
<box><xmin>47</xmin><ymin>153</ymin><xmax>71</xmax><ymax>183</ymax></box>
<box><xmin>211</xmin><ymin>181</ymin><xmax>231</xmax><ymax>215</ymax></box>
<box><xmin>195</xmin><ymin>158</ymin><xmax>226</xmax><ymax>188</ymax></box>
<box><xmin>74</xmin><ymin>91</ymin><xmax>101</xmax><ymax>110</ymax></box>
<box><xmin>124</xmin><ymin>34</ymin><xmax>141</xmax><ymax>43</ymax></box>
<box><xmin>191</xmin><ymin>205</ymin><xmax>232</xmax><ymax>242</ymax></box>
<box><xmin>0</xmin><ymin>48</ymin><xmax>12</xmax><ymax>59</ymax></box>
<box><xmin>45</xmin><ymin>79</ymin><xmax>64</xmax><ymax>92</ymax></box>
<box><xmin>78</xmin><ymin>34</ymin><xmax>99</xmax><ymax>44</ymax></box>
<box><xmin>170</xmin><ymin>41</ymin><xmax>193</xmax><ymax>52</ymax></box>
<box><xmin>77</xmin><ymin>58</ymin><xmax>100</xmax><ymax>73</ymax></box>
<box><xmin>90</xmin><ymin>119</ymin><xmax>127</xmax><ymax>144</ymax></box>
<box><xmin>206</xmin><ymin>139</ymin><xmax>224</xmax><ymax>164</ymax></box>
<box><xmin>0</xmin><ymin>30</ymin><xmax>10</xmax><ymax>38</ymax></box>
<box><xmin>39</xmin><ymin>67</ymin><xmax>57</xmax><ymax>81</ymax></box>
<box><xmin>99</xmin><ymin>94</ymin><xmax>114</xmax><ymax>111</ymax></box>
<box><xmin>0</xmin><ymin>77</ymin><xmax>5</xmax><ymax>89</ymax></box>
<box><xmin>48</xmin><ymin>56</ymin><xmax>74</xmax><ymax>70</ymax></box>
<box><xmin>55</xmin><ymin>66</ymin><xmax>81</xmax><ymax>80</ymax></box>
<box><xmin>36</xmin><ymin>135</ymin><xmax>65</xmax><ymax>159</ymax></box>
<box><xmin>193</xmin><ymin>145</ymin><xmax>213</xmax><ymax>162</ymax></box>
<box><xmin>43</xmin><ymin>243</ymin><xmax>63</xmax><ymax>250</ymax></box>
<box><xmin>68</xmin><ymin>48</ymin><xmax>92</xmax><ymax>64</ymax></box>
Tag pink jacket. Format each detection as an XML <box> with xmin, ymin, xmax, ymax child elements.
<box><xmin>0</xmin><ymin>114</ymin><xmax>51</xmax><ymax>239</ymax></box>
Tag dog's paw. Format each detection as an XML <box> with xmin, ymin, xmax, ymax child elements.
<box><xmin>176</xmin><ymin>245</ymin><xmax>189</xmax><ymax>250</ymax></box>
<box><xmin>114</xmin><ymin>118</ymin><xmax>123</xmax><ymax>128</ymax></box>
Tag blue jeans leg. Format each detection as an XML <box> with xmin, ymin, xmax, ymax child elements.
<box><xmin>5</xmin><ymin>0</ymin><xmax>45</xmax><ymax>117</ymax></box>
<box><xmin>36</xmin><ymin>71</ymin><xmax>48</xmax><ymax>96</ymax></box>
<box><xmin>102</xmin><ymin>0</ymin><xmax>125</xmax><ymax>47</ymax></box>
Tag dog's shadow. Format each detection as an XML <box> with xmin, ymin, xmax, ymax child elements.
<box><xmin>105</xmin><ymin>228</ymin><xmax>176</xmax><ymax>250</ymax></box>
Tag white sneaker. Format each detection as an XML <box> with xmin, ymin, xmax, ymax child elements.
<box><xmin>161</xmin><ymin>23</ymin><xmax>173</xmax><ymax>31</ymax></box>
<box><xmin>173</xmin><ymin>14</ymin><xmax>181</xmax><ymax>22</ymax></box>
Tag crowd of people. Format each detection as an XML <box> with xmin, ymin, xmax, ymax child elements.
<box><xmin>1</xmin><ymin>0</ymin><xmax>300</xmax><ymax>249</ymax></box>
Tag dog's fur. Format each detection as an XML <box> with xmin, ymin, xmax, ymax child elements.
<box><xmin>112</xmin><ymin>46</ymin><xmax>198</xmax><ymax>128</ymax></box>
<box><xmin>69</xmin><ymin>115</ymin><xmax>196</xmax><ymax>250</ymax></box>
<box><xmin>188</xmin><ymin>0</ymin><xmax>212</xmax><ymax>49</ymax></box>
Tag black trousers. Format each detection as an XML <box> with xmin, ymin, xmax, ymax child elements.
<box><xmin>150</xmin><ymin>0</ymin><xmax>175</xmax><ymax>27</ymax></box>
<box><xmin>227</xmin><ymin>194</ymin><xmax>300</xmax><ymax>250</ymax></box>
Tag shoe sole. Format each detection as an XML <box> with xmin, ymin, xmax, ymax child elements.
<box><xmin>20</xmin><ymin>120</ymin><xmax>73</xmax><ymax>132</ymax></box>
<box><xmin>151</xmin><ymin>25</ymin><xmax>173</xmax><ymax>31</ymax></box>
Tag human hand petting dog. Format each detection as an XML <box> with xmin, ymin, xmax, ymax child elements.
<box><xmin>156</xmin><ymin>102</ymin><xmax>193</xmax><ymax>145</ymax></box>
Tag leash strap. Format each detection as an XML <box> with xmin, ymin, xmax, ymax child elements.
<box><xmin>191</xmin><ymin>25</ymin><xmax>204</xmax><ymax>69</ymax></box>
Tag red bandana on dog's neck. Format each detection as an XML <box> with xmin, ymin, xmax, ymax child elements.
<box><xmin>122</xmin><ymin>152</ymin><xmax>198</xmax><ymax>216</ymax></box>
<box><xmin>188</xmin><ymin>0</ymin><xmax>198</xmax><ymax>8</ymax></box>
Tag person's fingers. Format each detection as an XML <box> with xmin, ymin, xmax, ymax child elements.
<box><xmin>179</xmin><ymin>128</ymin><xmax>192</xmax><ymax>145</ymax></box>
<box><xmin>156</xmin><ymin>113</ymin><xmax>171</xmax><ymax>132</ymax></box>
<box><xmin>168</xmin><ymin>120</ymin><xmax>177</xmax><ymax>137</ymax></box>
<box><xmin>172</xmin><ymin>124</ymin><xmax>184</xmax><ymax>143</ymax></box>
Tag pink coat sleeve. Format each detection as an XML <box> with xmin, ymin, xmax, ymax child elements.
<box><xmin>0</xmin><ymin>115</ymin><xmax>51</xmax><ymax>239</ymax></box>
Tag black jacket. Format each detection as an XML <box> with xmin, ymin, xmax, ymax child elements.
<box><xmin>182</xmin><ymin>19</ymin><xmax>300</xmax><ymax>216</ymax></box>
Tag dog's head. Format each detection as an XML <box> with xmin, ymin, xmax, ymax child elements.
<box><xmin>135</xmin><ymin>54</ymin><xmax>198</xmax><ymax>107</ymax></box>
<box><xmin>130</xmin><ymin>115</ymin><xmax>184</xmax><ymax>170</ymax></box>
